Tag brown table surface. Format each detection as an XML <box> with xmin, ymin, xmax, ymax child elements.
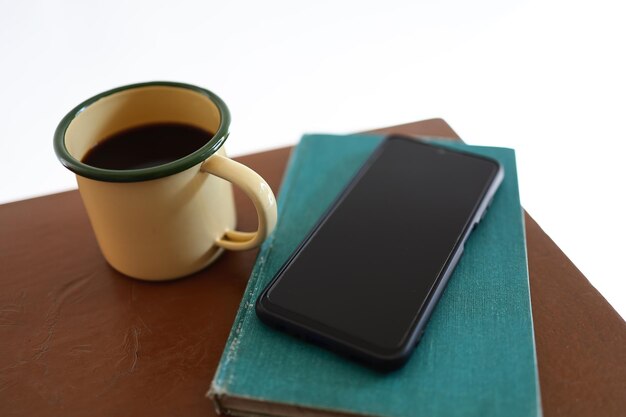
<box><xmin>1</xmin><ymin>119</ymin><xmax>624</xmax><ymax>417</ymax></box>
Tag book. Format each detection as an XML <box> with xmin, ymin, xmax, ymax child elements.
<box><xmin>208</xmin><ymin>134</ymin><xmax>541</xmax><ymax>417</ymax></box>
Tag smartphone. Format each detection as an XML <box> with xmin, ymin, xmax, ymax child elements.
<box><xmin>256</xmin><ymin>135</ymin><xmax>504</xmax><ymax>371</ymax></box>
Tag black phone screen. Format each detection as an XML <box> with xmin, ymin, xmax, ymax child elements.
<box><xmin>263</xmin><ymin>137</ymin><xmax>501</xmax><ymax>354</ymax></box>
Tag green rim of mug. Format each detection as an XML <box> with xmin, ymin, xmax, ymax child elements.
<box><xmin>53</xmin><ymin>81</ymin><xmax>231</xmax><ymax>183</ymax></box>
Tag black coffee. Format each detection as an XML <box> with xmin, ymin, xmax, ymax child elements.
<box><xmin>82</xmin><ymin>123</ymin><xmax>214</xmax><ymax>170</ymax></box>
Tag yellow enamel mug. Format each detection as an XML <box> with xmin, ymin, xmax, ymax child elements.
<box><xmin>54</xmin><ymin>82</ymin><xmax>277</xmax><ymax>281</ymax></box>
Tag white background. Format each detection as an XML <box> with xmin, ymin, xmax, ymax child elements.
<box><xmin>1</xmin><ymin>0</ymin><xmax>624</xmax><ymax>318</ymax></box>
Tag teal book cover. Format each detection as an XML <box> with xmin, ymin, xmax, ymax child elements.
<box><xmin>209</xmin><ymin>134</ymin><xmax>541</xmax><ymax>417</ymax></box>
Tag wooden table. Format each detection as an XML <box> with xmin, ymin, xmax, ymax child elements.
<box><xmin>1</xmin><ymin>119</ymin><xmax>624</xmax><ymax>417</ymax></box>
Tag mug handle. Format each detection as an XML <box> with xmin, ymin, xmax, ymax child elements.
<box><xmin>200</xmin><ymin>154</ymin><xmax>277</xmax><ymax>250</ymax></box>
